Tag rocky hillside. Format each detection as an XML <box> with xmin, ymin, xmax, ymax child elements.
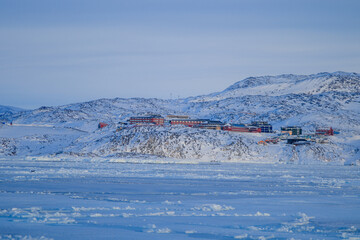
<box><xmin>193</xmin><ymin>71</ymin><xmax>360</xmax><ymax>100</ymax></box>
<box><xmin>0</xmin><ymin>71</ymin><xmax>359</xmax><ymax>164</ymax></box>
<box><xmin>64</xmin><ymin>126</ymin><xmax>253</xmax><ymax>161</ymax></box>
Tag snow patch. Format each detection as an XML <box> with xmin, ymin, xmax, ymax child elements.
<box><xmin>192</xmin><ymin>204</ymin><xmax>235</xmax><ymax>212</ymax></box>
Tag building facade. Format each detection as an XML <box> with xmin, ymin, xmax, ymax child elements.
<box><xmin>281</xmin><ymin>126</ymin><xmax>302</xmax><ymax>135</ymax></box>
<box><xmin>129</xmin><ymin>115</ymin><xmax>164</xmax><ymax>125</ymax></box>
<box><xmin>223</xmin><ymin>124</ymin><xmax>261</xmax><ymax>133</ymax></box>
<box><xmin>315</xmin><ymin>127</ymin><xmax>334</xmax><ymax>136</ymax></box>
<box><xmin>169</xmin><ymin>119</ymin><xmax>210</xmax><ymax>127</ymax></box>
<box><xmin>98</xmin><ymin>122</ymin><xmax>108</xmax><ymax>129</ymax></box>
<box><xmin>251</xmin><ymin>121</ymin><xmax>273</xmax><ymax>133</ymax></box>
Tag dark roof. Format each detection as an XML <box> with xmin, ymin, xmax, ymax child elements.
<box><xmin>170</xmin><ymin>119</ymin><xmax>210</xmax><ymax>122</ymax></box>
<box><xmin>130</xmin><ymin>115</ymin><xmax>164</xmax><ymax>119</ymax></box>
<box><xmin>204</xmin><ymin>120</ymin><xmax>221</xmax><ymax>124</ymax></box>
<box><xmin>232</xmin><ymin>124</ymin><xmax>247</xmax><ymax>127</ymax></box>
<box><xmin>252</xmin><ymin>121</ymin><xmax>271</xmax><ymax>126</ymax></box>
<box><xmin>252</xmin><ymin>121</ymin><xmax>269</xmax><ymax>125</ymax></box>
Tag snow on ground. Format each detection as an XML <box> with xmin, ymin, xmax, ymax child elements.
<box><xmin>0</xmin><ymin>125</ymin><xmax>86</xmax><ymax>157</ymax></box>
<box><xmin>0</xmin><ymin>125</ymin><xmax>76</xmax><ymax>138</ymax></box>
<box><xmin>0</xmin><ymin>158</ymin><xmax>359</xmax><ymax>239</ymax></box>
<box><xmin>0</xmin><ymin>72</ymin><xmax>359</xmax><ymax>238</ymax></box>
<box><xmin>0</xmin><ymin>123</ymin><xmax>353</xmax><ymax>165</ymax></box>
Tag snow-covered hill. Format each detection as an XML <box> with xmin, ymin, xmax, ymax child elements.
<box><xmin>1</xmin><ymin>71</ymin><xmax>359</xmax><ymax>164</ymax></box>
<box><xmin>0</xmin><ymin>105</ymin><xmax>25</xmax><ymax>122</ymax></box>
<box><xmin>192</xmin><ymin>71</ymin><xmax>360</xmax><ymax>101</ymax></box>
<box><xmin>0</xmin><ymin>105</ymin><xmax>24</xmax><ymax>114</ymax></box>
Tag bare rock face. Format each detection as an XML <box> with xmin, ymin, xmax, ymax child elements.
<box><xmin>67</xmin><ymin>126</ymin><xmax>253</xmax><ymax>161</ymax></box>
<box><xmin>0</xmin><ymin>138</ymin><xmax>17</xmax><ymax>156</ymax></box>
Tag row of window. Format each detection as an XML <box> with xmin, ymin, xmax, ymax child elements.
<box><xmin>130</xmin><ymin>118</ymin><xmax>164</xmax><ymax>120</ymax></box>
<box><xmin>171</xmin><ymin>120</ymin><xmax>203</xmax><ymax>123</ymax></box>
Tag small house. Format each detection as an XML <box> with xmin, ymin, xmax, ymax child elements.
<box><xmin>98</xmin><ymin>122</ymin><xmax>108</xmax><ymax>129</ymax></box>
<box><xmin>315</xmin><ymin>127</ymin><xmax>334</xmax><ymax>136</ymax></box>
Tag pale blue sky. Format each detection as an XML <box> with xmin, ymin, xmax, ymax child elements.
<box><xmin>1</xmin><ymin>0</ymin><xmax>359</xmax><ymax>109</ymax></box>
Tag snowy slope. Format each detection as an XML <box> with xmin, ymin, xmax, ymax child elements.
<box><xmin>0</xmin><ymin>105</ymin><xmax>25</xmax><ymax>123</ymax></box>
<box><xmin>191</xmin><ymin>71</ymin><xmax>360</xmax><ymax>101</ymax></box>
<box><xmin>65</xmin><ymin>125</ymin><xmax>254</xmax><ymax>162</ymax></box>
<box><xmin>0</xmin><ymin>71</ymin><xmax>359</xmax><ymax>164</ymax></box>
<box><xmin>0</xmin><ymin>105</ymin><xmax>24</xmax><ymax>114</ymax></box>
<box><xmin>0</xmin><ymin>125</ymin><xmax>85</xmax><ymax>157</ymax></box>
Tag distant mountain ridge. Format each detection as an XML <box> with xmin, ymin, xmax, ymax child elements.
<box><xmin>1</xmin><ymin>71</ymin><xmax>359</xmax><ymax>130</ymax></box>
<box><xmin>1</xmin><ymin>71</ymin><xmax>359</xmax><ymax>129</ymax></box>
<box><xmin>191</xmin><ymin>71</ymin><xmax>360</xmax><ymax>102</ymax></box>
<box><xmin>0</xmin><ymin>105</ymin><xmax>24</xmax><ymax>114</ymax></box>
<box><xmin>226</xmin><ymin>71</ymin><xmax>360</xmax><ymax>92</ymax></box>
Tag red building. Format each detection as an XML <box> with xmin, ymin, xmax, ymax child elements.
<box><xmin>129</xmin><ymin>116</ymin><xmax>164</xmax><ymax>125</ymax></box>
<box><xmin>98</xmin><ymin>122</ymin><xmax>108</xmax><ymax>129</ymax></box>
<box><xmin>223</xmin><ymin>124</ymin><xmax>261</xmax><ymax>133</ymax></box>
<box><xmin>316</xmin><ymin>127</ymin><xmax>334</xmax><ymax>136</ymax></box>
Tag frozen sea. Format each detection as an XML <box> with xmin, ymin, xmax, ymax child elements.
<box><xmin>0</xmin><ymin>159</ymin><xmax>360</xmax><ymax>239</ymax></box>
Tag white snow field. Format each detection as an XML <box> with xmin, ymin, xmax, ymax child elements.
<box><xmin>0</xmin><ymin>159</ymin><xmax>359</xmax><ymax>239</ymax></box>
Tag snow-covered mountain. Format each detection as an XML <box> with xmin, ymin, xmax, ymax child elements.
<box><xmin>1</xmin><ymin>72</ymin><xmax>359</xmax><ymax>164</ymax></box>
<box><xmin>193</xmin><ymin>71</ymin><xmax>360</xmax><ymax>100</ymax></box>
<box><xmin>0</xmin><ymin>105</ymin><xmax>24</xmax><ymax>116</ymax></box>
<box><xmin>185</xmin><ymin>72</ymin><xmax>360</xmax><ymax>132</ymax></box>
